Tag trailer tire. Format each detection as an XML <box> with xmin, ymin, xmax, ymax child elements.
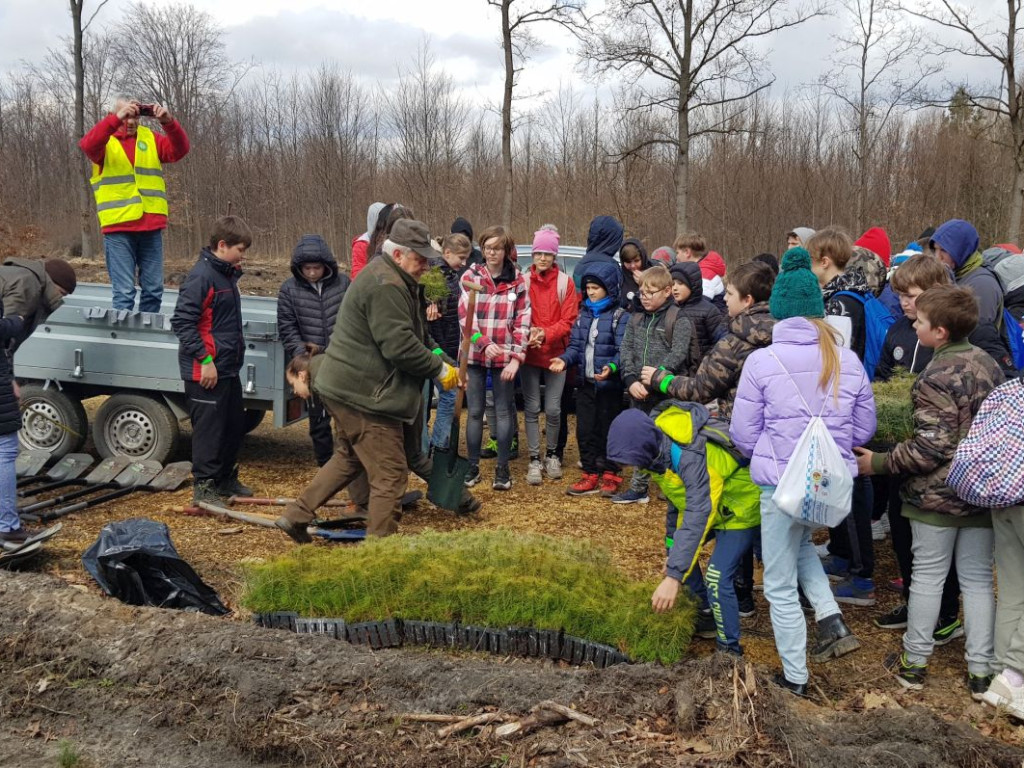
<box><xmin>243</xmin><ymin>409</ymin><xmax>266</xmax><ymax>434</ymax></box>
<box><xmin>19</xmin><ymin>384</ymin><xmax>88</xmax><ymax>458</ymax></box>
<box><xmin>94</xmin><ymin>393</ymin><xmax>179</xmax><ymax>464</ymax></box>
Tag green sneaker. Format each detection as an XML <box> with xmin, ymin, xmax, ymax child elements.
<box><xmin>933</xmin><ymin>616</ymin><xmax>964</xmax><ymax>647</ymax></box>
<box><xmin>886</xmin><ymin>652</ymin><xmax>926</xmax><ymax>691</ymax></box>
<box><xmin>480</xmin><ymin>438</ymin><xmax>498</xmax><ymax>459</ymax></box>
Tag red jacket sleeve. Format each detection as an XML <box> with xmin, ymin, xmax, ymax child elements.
<box><xmin>154</xmin><ymin>120</ymin><xmax>190</xmax><ymax>163</ymax></box>
<box><xmin>351</xmin><ymin>239</ymin><xmax>368</xmax><ymax>278</ymax></box>
<box><xmin>547</xmin><ymin>281</ymin><xmax>579</xmax><ymax>346</ymax></box>
<box><xmin>79</xmin><ymin>113</ymin><xmax>121</xmax><ymax>166</ymax></box>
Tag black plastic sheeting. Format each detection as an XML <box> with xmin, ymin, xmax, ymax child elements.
<box><xmin>82</xmin><ymin>518</ymin><xmax>228</xmax><ymax>616</ymax></box>
<box><xmin>253</xmin><ymin>613</ymin><xmax>631</xmax><ymax>668</ymax></box>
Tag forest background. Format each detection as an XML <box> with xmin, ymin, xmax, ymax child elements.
<box><xmin>1</xmin><ymin>0</ymin><xmax>1022</xmax><ymax>268</ymax></box>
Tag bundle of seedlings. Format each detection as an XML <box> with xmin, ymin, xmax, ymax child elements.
<box><xmin>241</xmin><ymin>529</ymin><xmax>697</xmax><ymax>663</ymax></box>
<box><xmin>871</xmin><ymin>370</ymin><xmax>916</xmax><ymax>446</ymax></box>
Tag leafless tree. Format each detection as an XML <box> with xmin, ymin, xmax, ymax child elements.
<box><xmin>904</xmin><ymin>0</ymin><xmax>1024</xmax><ymax>241</ymax></box>
<box><xmin>488</xmin><ymin>0</ymin><xmax>586</xmax><ymax>227</ymax></box>
<box><xmin>821</xmin><ymin>0</ymin><xmax>936</xmax><ymax>230</ymax></box>
<box><xmin>585</xmin><ymin>0</ymin><xmax>824</xmax><ymax>231</ymax></box>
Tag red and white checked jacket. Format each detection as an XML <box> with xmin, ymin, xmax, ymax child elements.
<box><xmin>458</xmin><ymin>261</ymin><xmax>531</xmax><ymax>368</ymax></box>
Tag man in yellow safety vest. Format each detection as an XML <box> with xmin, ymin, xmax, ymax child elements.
<box><xmin>79</xmin><ymin>97</ymin><xmax>190</xmax><ymax>312</ymax></box>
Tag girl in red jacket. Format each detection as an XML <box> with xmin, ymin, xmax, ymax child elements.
<box><xmin>521</xmin><ymin>226</ymin><xmax>578</xmax><ymax>485</ymax></box>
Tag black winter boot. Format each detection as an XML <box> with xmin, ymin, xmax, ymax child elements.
<box><xmin>809</xmin><ymin>613</ymin><xmax>861</xmax><ymax>662</ymax></box>
<box><xmin>217</xmin><ymin>465</ymin><xmax>253</xmax><ymax>498</ymax></box>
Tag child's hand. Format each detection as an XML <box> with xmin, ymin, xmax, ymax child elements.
<box><xmin>651</xmin><ymin>576</ymin><xmax>680</xmax><ymax>613</ymax></box>
<box><xmin>594</xmin><ymin>365</ymin><xmax>611</xmax><ymax>381</ymax></box>
<box><xmin>483</xmin><ymin>343</ymin><xmax>501</xmax><ymax>361</ymax></box>
<box><xmin>530</xmin><ymin>327</ymin><xmax>545</xmax><ymax>347</ymax></box>
<box><xmin>629</xmin><ymin>382</ymin><xmax>649</xmax><ymax>401</ymax></box>
<box><xmin>853</xmin><ymin>446</ymin><xmax>875</xmax><ymax>476</ymax></box>
<box><xmin>425</xmin><ymin>303</ymin><xmax>441</xmax><ymax>322</ymax></box>
<box><xmin>640</xmin><ymin>366</ymin><xmax>658</xmax><ymax>386</ymax></box>
<box><xmin>200</xmin><ymin>360</ymin><xmax>218</xmax><ymax>390</ymax></box>
<box><xmin>500</xmin><ymin>358</ymin><xmax>520</xmax><ymax>382</ymax></box>
<box><xmin>549</xmin><ymin>359</ymin><xmax>566</xmax><ymax>373</ymax></box>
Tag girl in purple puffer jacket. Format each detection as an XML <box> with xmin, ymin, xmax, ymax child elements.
<box><xmin>731</xmin><ymin>248</ymin><xmax>876</xmax><ymax>696</ymax></box>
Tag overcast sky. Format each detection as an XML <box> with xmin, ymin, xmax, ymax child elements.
<box><xmin>0</xmin><ymin>0</ymin><xmax>1009</xmax><ymax>110</ymax></box>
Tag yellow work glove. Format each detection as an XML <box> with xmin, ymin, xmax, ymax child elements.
<box><xmin>438</xmin><ymin>362</ymin><xmax>459</xmax><ymax>391</ymax></box>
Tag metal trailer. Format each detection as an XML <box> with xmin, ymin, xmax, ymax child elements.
<box><xmin>13</xmin><ymin>283</ymin><xmax>306</xmax><ymax>463</ymax></box>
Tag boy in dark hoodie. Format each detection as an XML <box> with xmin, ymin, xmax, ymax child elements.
<box><xmin>620</xmin><ymin>238</ymin><xmax>650</xmax><ymax>313</ymax></box>
<box><xmin>930</xmin><ymin>218</ymin><xmax>1017</xmax><ymax>375</ymax></box>
<box><xmin>668</xmin><ymin>261</ymin><xmax>727</xmax><ymax>370</ymax></box>
<box><xmin>277</xmin><ymin>234</ymin><xmax>352</xmax><ymax>466</ymax></box>
<box><xmin>574</xmin><ymin>215</ymin><xmax>624</xmax><ymax>292</ymax></box>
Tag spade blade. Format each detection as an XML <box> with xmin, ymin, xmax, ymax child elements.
<box><xmin>44</xmin><ymin>453</ymin><xmax>94</xmax><ymax>481</ymax></box>
<box><xmin>112</xmin><ymin>460</ymin><xmax>163</xmax><ymax>487</ymax></box>
<box><xmin>83</xmin><ymin>455</ymin><xmax>133</xmax><ymax>484</ymax></box>
<box><xmin>16</xmin><ymin>451</ymin><xmax>51</xmax><ymax>478</ymax></box>
<box><xmin>147</xmin><ymin>462</ymin><xmax>192</xmax><ymax>491</ymax></box>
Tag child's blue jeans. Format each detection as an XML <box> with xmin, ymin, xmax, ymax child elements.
<box><xmin>0</xmin><ymin>432</ymin><xmax>21</xmax><ymax>532</ymax></box>
<box><xmin>707</xmin><ymin>527</ymin><xmax>759</xmax><ymax>654</ymax></box>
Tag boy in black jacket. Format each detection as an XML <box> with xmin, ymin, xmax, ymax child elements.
<box><xmin>668</xmin><ymin>261</ymin><xmax>727</xmax><ymax>370</ymax></box>
<box><xmin>277</xmin><ymin>234</ymin><xmax>351</xmax><ymax>466</ymax></box>
<box><xmin>172</xmin><ymin>215</ymin><xmax>252</xmax><ymax>505</ymax></box>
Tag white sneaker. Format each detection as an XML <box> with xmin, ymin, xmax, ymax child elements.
<box><xmin>871</xmin><ymin>513</ymin><xmax>890</xmax><ymax>541</ymax></box>
<box><xmin>544</xmin><ymin>455</ymin><xmax>563</xmax><ymax>479</ymax></box>
<box><xmin>815</xmin><ymin>542</ymin><xmax>830</xmax><ymax>559</ymax></box>
<box><xmin>526</xmin><ymin>459</ymin><xmax>543</xmax><ymax>486</ymax></box>
<box><xmin>982</xmin><ymin>671</ymin><xmax>1024</xmax><ymax>717</ymax></box>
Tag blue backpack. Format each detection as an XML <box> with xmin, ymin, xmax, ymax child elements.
<box><xmin>833</xmin><ymin>291</ymin><xmax>897</xmax><ymax>380</ymax></box>
<box><xmin>1003</xmin><ymin>308</ymin><xmax>1024</xmax><ymax>370</ymax></box>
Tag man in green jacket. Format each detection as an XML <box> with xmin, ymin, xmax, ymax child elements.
<box><xmin>276</xmin><ymin>220</ymin><xmax>459</xmax><ymax>541</ymax></box>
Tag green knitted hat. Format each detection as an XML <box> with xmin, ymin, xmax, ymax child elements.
<box><xmin>770</xmin><ymin>247</ymin><xmax>825</xmax><ymax>320</ymax></box>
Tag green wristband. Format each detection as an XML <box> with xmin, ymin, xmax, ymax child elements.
<box><xmin>659</xmin><ymin>375</ymin><xmax>675</xmax><ymax>394</ymax></box>
<box><xmin>607</xmin><ymin>362</ymin><xmax>617</xmax><ymax>373</ymax></box>
<box><xmin>432</xmin><ymin>347</ymin><xmax>443</xmax><ymax>356</ymax></box>
<box><xmin>201</xmin><ymin>355</ymin><xmax>213</xmax><ymax>365</ymax></box>
<box><xmin>471</xmin><ymin>332</ymin><xmax>482</xmax><ymax>343</ymax></box>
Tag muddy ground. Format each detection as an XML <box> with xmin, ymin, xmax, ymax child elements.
<box><xmin>1</xmin><ymin>231</ymin><xmax>1024</xmax><ymax>766</ymax></box>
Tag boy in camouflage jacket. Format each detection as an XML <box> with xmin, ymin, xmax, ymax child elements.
<box><xmin>857</xmin><ymin>285</ymin><xmax>1004</xmax><ymax>697</ymax></box>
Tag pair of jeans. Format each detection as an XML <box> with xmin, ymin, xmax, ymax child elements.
<box><xmin>904</xmin><ymin>519</ymin><xmax>994</xmax><ymax>675</ymax></box>
<box><xmin>575</xmin><ymin>381</ymin><xmax>622</xmax><ymax>474</ymax></box>
<box><xmin>706</xmin><ymin>527</ymin><xmax>760</xmax><ymax>654</ymax></box>
<box><xmin>186</xmin><ymin>376</ymin><xmax>244</xmax><ymax>483</ymax></box>
<box><xmin>760</xmin><ymin>487</ymin><xmax>842</xmax><ymax>685</ymax></box>
<box><xmin>0</xmin><ymin>432</ymin><xmax>20</xmax><ymax>532</ymax></box>
<box><xmin>430</xmin><ymin>382</ymin><xmax>457</xmax><ymax>450</ymax></box>
<box><xmin>466</xmin><ymin>365</ymin><xmax>515</xmax><ymax>466</ymax></box>
<box><xmin>889</xmin><ymin>482</ymin><xmax>961</xmax><ymax>615</ymax></box>
<box><xmin>827</xmin><ymin>475</ymin><xmax>875</xmax><ymax>579</ymax></box>
<box><xmin>992</xmin><ymin>507</ymin><xmax>1024</xmax><ymax>675</ymax></box>
<box><xmin>520</xmin><ymin>364</ymin><xmax>565</xmax><ymax>457</ymax></box>
<box><xmin>103</xmin><ymin>230</ymin><xmax>165</xmax><ymax>312</ymax></box>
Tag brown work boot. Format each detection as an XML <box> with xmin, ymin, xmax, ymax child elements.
<box><xmin>275</xmin><ymin>516</ymin><xmax>313</xmax><ymax>544</ymax></box>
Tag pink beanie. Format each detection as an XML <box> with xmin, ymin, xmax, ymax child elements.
<box><xmin>532</xmin><ymin>227</ymin><xmax>560</xmax><ymax>255</ymax></box>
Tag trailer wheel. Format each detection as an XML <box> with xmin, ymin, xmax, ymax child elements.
<box><xmin>93</xmin><ymin>393</ymin><xmax>179</xmax><ymax>464</ymax></box>
<box><xmin>243</xmin><ymin>409</ymin><xmax>266</xmax><ymax>434</ymax></box>
<box><xmin>19</xmin><ymin>384</ymin><xmax>88</xmax><ymax>458</ymax></box>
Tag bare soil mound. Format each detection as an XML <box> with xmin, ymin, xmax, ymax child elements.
<box><xmin>1</xmin><ymin>571</ymin><xmax>1021</xmax><ymax>768</ymax></box>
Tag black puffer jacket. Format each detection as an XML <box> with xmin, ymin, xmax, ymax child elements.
<box><xmin>426</xmin><ymin>256</ymin><xmax>463</xmax><ymax>359</ymax></box>
<box><xmin>277</xmin><ymin>235</ymin><xmax>351</xmax><ymax>360</ymax></box>
<box><xmin>669</xmin><ymin>262</ymin><xmax>728</xmax><ymax>364</ymax></box>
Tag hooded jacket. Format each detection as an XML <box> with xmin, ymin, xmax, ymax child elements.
<box><xmin>350</xmin><ymin>202</ymin><xmax>386</xmax><ymax>279</ymax></box>
<box><xmin>847</xmin><ymin>246</ymin><xmax>888</xmax><ymax>297</ymax></box>
<box><xmin>558</xmin><ymin>260</ymin><xmax>626</xmax><ymax>390</ymax></box>
<box><xmin>619</xmin><ymin>237</ymin><xmax>650</xmax><ymax>313</ymax></box>
<box><xmin>730</xmin><ymin>317</ymin><xmax>877</xmax><ymax>486</ymax></box>
<box><xmin>0</xmin><ymin>258</ymin><xmax>66</xmax><ymax>351</ymax></box>
<box><xmin>458</xmin><ymin>259</ymin><xmax>530</xmax><ymax>368</ymax></box>
<box><xmin>524</xmin><ymin>264</ymin><xmax>578</xmax><ymax>368</ymax></box>
<box><xmin>871</xmin><ymin>341</ymin><xmax>1004</xmax><ymax>521</ymax></box>
<box><xmin>654</xmin><ymin>302</ymin><xmax>775</xmax><ymax>420</ymax></box>
<box><xmin>313</xmin><ymin>252</ymin><xmax>444</xmax><ymax>423</ymax></box>
<box><xmin>575</xmin><ymin>216</ymin><xmax>624</xmax><ymax>290</ymax></box>
<box><xmin>277</xmin><ymin>235</ymin><xmax>351</xmax><ymax>360</ymax></box>
<box><xmin>0</xmin><ymin>268</ymin><xmax>28</xmax><ymax>434</ymax></box>
<box><xmin>669</xmin><ymin>261</ymin><xmax>727</xmax><ymax>363</ymax></box>
<box><xmin>606</xmin><ymin>402</ymin><xmax>760</xmax><ymax>583</ymax></box>
<box><xmin>823</xmin><ymin>268</ymin><xmax>874</xmax><ymax>361</ymax></box>
<box><xmin>171</xmin><ymin>249</ymin><xmax>244</xmax><ymax>382</ymax></box>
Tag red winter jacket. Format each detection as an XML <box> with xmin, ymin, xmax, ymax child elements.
<box><xmin>523</xmin><ymin>264</ymin><xmax>578</xmax><ymax>368</ymax></box>
<box><xmin>78</xmin><ymin>113</ymin><xmax>190</xmax><ymax>234</ymax></box>
<box><xmin>350</xmin><ymin>234</ymin><xmax>370</xmax><ymax>278</ymax></box>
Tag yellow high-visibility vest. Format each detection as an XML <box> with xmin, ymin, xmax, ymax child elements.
<box><xmin>89</xmin><ymin>125</ymin><xmax>168</xmax><ymax>227</ymax></box>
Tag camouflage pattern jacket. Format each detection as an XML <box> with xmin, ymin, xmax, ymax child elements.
<box><xmin>652</xmin><ymin>302</ymin><xmax>775</xmax><ymax>420</ymax></box>
<box><xmin>847</xmin><ymin>247</ymin><xmax>887</xmax><ymax>297</ymax></box>
<box><xmin>872</xmin><ymin>341</ymin><xmax>1004</xmax><ymax>518</ymax></box>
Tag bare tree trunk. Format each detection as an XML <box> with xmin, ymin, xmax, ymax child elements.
<box><xmin>1007</xmin><ymin>0</ymin><xmax>1023</xmax><ymax>244</ymax></box>
<box><xmin>500</xmin><ymin>0</ymin><xmax>514</xmax><ymax>228</ymax></box>
<box><xmin>1009</xmin><ymin>144</ymin><xmax>1024</xmax><ymax>245</ymax></box>
<box><xmin>675</xmin><ymin>103</ymin><xmax>689</xmax><ymax>232</ymax></box>
<box><xmin>70</xmin><ymin>0</ymin><xmax>95</xmax><ymax>259</ymax></box>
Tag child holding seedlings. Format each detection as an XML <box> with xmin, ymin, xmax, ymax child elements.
<box><xmin>550</xmin><ymin>261</ymin><xmax>626</xmax><ymax>496</ymax></box>
<box><xmin>459</xmin><ymin>226</ymin><xmax>530</xmax><ymax>492</ymax></box>
<box><xmin>731</xmin><ymin>247</ymin><xmax>875</xmax><ymax>696</ymax></box>
<box><xmin>616</xmin><ymin>265</ymin><xmax>694</xmax><ymax>504</ymax></box>
<box><xmin>856</xmin><ymin>285</ymin><xmax>1003</xmax><ymax>698</ymax></box>
<box><xmin>172</xmin><ymin>215</ymin><xmax>253</xmax><ymax>506</ymax></box>
<box><xmin>606</xmin><ymin>402</ymin><xmax>761</xmax><ymax>655</ymax></box>
<box><xmin>521</xmin><ymin>226</ymin><xmax>577</xmax><ymax>486</ymax></box>
<box><xmin>277</xmin><ymin>234</ymin><xmax>351</xmax><ymax>467</ymax></box>
<box><xmin>425</xmin><ymin>233</ymin><xmax>472</xmax><ymax>451</ymax></box>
